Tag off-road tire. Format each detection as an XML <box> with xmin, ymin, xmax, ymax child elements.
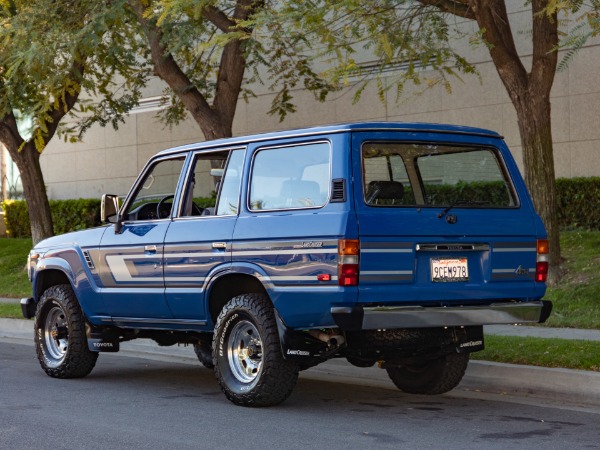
<box><xmin>193</xmin><ymin>341</ymin><xmax>214</xmax><ymax>369</ymax></box>
<box><xmin>213</xmin><ymin>293</ymin><xmax>299</xmax><ymax>407</ymax></box>
<box><xmin>386</xmin><ymin>352</ymin><xmax>469</xmax><ymax>395</ymax></box>
<box><xmin>346</xmin><ymin>356</ymin><xmax>376</xmax><ymax>368</ymax></box>
<box><xmin>34</xmin><ymin>284</ymin><xmax>98</xmax><ymax>378</ymax></box>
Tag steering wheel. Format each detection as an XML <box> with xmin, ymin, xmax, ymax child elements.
<box><xmin>156</xmin><ymin>195</ymin><xmax>175</xmax><ymax>219</ymax></box>
<box><xmin>191</xmin><ymin>201</ymin><xmax>203</xmax><ymax>216</ymax></box>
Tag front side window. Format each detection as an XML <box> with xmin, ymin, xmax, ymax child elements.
<box><xmin>125</xmin><ymin>156</ymin><xmax>186</xmax><ymax>221</ymax></box>
<box><xmin>250</xmin><ymin>142</ymin><xmax>330</xmax><ymax>211</ymax></box>
<box><xmin>180</xmin><ymin>149</ymin><xmax>245</xmax><ymax>217</ymax></box>
<box><xmin>362</xmin><ymin>143</ymin><xmax>516</xmax><ymax>208</ymax></box>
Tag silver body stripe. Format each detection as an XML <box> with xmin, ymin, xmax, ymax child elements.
<box><xmin>165</xmin><ymin>277</ymin><xmax>207</xmax><ymax>282</ymax></box>
<box><xmin>271</xmin><ymin>286</ymin><xmax>341</xmax><ymax>292</ymax></box>
<box><xmin>233</xmin><ymin>248</ymin><xmax>336</xmax><ymax>256</ymax></box>
<box><xmin>106</xmin><ymin>248</ymin><xmax>337</xmax><ymax>284</ymax></box>
<box><xmin>269</xmin><ymin>276</ymin><xmax>338</xmax><ymax>282</ymax></box>
<box><xmin>105</xmin><ymin>254</ymin><xmax>158</xmax><ymax>283</ymax></box>
<box><xmin>492</xmin><ymin>268</ymin><xmax>535</xmax><ymax>273</ymax></box>
<box><xmin>165</xmin><ymin>252</ymin><xmax>223</xmax><ymax>258</ymax></box>
<box><xmin>361</xmin><ymin>249</ymin><xmax>413</xmax><ymax>253</ymax></box>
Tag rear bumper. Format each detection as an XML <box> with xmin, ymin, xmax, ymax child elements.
<box><xmin>331</xmin><ymin>300</ymin><xmax>553</xmax><ymax>331</ymax></box>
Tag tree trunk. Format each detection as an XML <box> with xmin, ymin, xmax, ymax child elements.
<box><xmin>9</xmin><ymin>143</ymin><xmax>53</xmax><ymax>244</ymax></box>
<box><xmin>465</xmin><ymin>0</ymin><xmax>560</xmax><ymax>284</ymax></box>
<box><xmin>513</xmin><ymin>94</ymin><xmax>561</xmax><ymax>284</ymax></box>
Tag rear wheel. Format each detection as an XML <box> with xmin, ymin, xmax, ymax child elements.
<box><xmin>193</xmin><ymin>340</ymin><xmax>214</xmax><ymax>369</ymax></box>
<box><xmin>386</xmin><ymin>352</ymin><xmax>469</xmax><ymax>395</ymax></box>
<box><xmin>213</xmin><ymin>293</ymin><xmax>299</xmax><ymax>407</ymax></box>
<box><xmin>34</xmin><ymin>284</ymin><xmax>98</xmax><ymax>378</ymax></box>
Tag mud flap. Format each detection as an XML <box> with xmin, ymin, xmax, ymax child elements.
<box><xmin>538</xmin><ymin>300</ymin><xmax>553</xmax><ymax>323</ymax></box>
<box><xmin>274</xmin><ymin>311</ymin><xmax>328</xmax><ymax>364</ymax></box>
<box><xmin>20</xmin><ymin>297</ymin><xmax>36</xmax><ymax>319</ymax></box>
<box><xmin>86</xmin><ymin>323</ymin><xmax>120</xmax><ymax>352</ymax></box>
<box><xmin>455</xmin><ymin>326</ymin><xmax>484</xmax><ymax>353</ymax></box>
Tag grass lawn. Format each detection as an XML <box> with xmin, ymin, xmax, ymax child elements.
<box><xmin>0</xmin><ymin>303</ymin><xmax>23</xmax><ymax>318</ymax></box>
<box><xmin>0</xmin><ymin>238</ymin><xmax>31</xmax><ymax>298</ymax></box>
<box><xmin>472</xmin><ymin>335</ymin><xmax>600</xmax><ymax>372</ymax></box>
<box><xmin>543</xmin><ymin>230</ymin><xmax>600</xmax><ymax>329</ymax></box>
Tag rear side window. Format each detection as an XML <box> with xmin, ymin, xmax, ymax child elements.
<box><xmin>250</xmin><ymin>142</ymin><xmax>331</xmax><ymax>211</ymax></box>
<box><xmin>362</xmin><ymin>143</ymin><xmax>517</xmax><ymax>208</ymax></box>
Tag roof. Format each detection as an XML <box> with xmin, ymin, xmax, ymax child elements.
<box><xmin>156</xmin><ymin>121</ymin><xmax>503</xmax><ymax>156</ymax></box>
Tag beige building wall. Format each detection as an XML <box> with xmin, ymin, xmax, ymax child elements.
<box><xmin>41</xmin><ymin>5</ymin><xmax>600</xmax><ymax>200</ymax></box>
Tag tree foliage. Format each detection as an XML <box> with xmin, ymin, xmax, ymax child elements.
<box><xmin>545</xmin><ymin>0</ymin><xmax>600</xmax><ymax>71</ymax></box>
<box><xmin>125</xmin><ymin>0</ymin><xmax>488</xmax><ymax>143</ymax></box>
<box><xmin>123</xmin><ymin>0</ymin><xmax>339</xmax><ymax>139</ymax></box>
<box><xmin>0</xmin><ymin>0</ymin><xmax>148</xmax><ymax>243</ymax></box>
<box><xmin>260</xmin><ymin>0</ymin><xmax>479</xmax><ymax>104</ymax></box>
<box><xmin>0</xmin><ymin>0</ymin><xmax>148</xmax><ymax>146</ymax></box>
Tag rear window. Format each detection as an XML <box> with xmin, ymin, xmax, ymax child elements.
<box><xmin>362</xmin><ymin>143</ymin><xmax>517</xmax><ymax>208</ymax></box>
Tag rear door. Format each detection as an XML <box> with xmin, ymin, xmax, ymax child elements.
<box><xmin>352</xmin><ymin>131</ymin><xmax>541</xmax><ymax>306</ymax></box>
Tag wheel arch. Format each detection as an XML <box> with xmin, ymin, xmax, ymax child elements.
<box><xmin>207</xmin><ymin>272</ymin><xmax>269</xmax><ymax>324</ymax></box>
<box><xmin>33</xmin><ymin>266</ymin><xmax>74</xmax><ymax>302</ymax></box>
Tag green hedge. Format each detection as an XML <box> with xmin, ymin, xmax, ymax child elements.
<box><xmin>556</xmin><ymin>177</ymin><xmax>600</xmax><ymax>231</ymax></box>
<box><xmin>424</xmin><ymin>180</ymin><xmax>511</xmax><ymax>207</ymax></box>
<box><xmin>2</xmin><ymin>178</ymin><xmax>599</xmax><ymax>237</ymax></box>
<box><xmin>2</xmin><ymin>199</ymin><xmax>101</xmax><ymax>238</ymax></box>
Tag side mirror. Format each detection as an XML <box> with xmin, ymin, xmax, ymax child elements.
<box><xmin>101</xmin><ymin>194</ymin><xmax>123</xmax><ymax>233</ymax></box>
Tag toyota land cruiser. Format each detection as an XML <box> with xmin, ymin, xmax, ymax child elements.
<box><xmin>22</xmin><ymin>122</ymin><xmax>552</xmax><ymax>406</ymax></box>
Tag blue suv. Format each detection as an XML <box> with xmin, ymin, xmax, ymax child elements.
<box><xmin>22</xmin><ymin>122</ymin><xmax>552</xmax><ymax>406</ymax></box>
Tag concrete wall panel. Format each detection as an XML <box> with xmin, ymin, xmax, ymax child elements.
<box><xmin>570</xmin><ymin>93</ymin><xmax>600</xmax><ymax>142</ymax></box>
<box><xmin>43</xmin><ymin>152</ymin><xmax>79</xmax><ymax>183</ymax></box>
<box><xmin>106</xmin><ymin>145</ymin><xmax>139</xmax><ymax>179</ymax></box>
<box><xmin>571</xmin><ymin>141</ymin><xmax>600</xmax><ymax>177</ymax></box>
<box><xmin>553</xmin><ymin>143</ymin><xmax>572</xmax><ymax>179</ymax></box>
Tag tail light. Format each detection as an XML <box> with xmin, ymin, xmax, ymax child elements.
<box><xmin>338</xmin><ymin>239</ymin><xmax>359</xmax><ymax>286</ymax></box>
<box><xmin>536</xmin><ymin>239</ymin><xmax>549</xmax><ymax>282</ymax></box>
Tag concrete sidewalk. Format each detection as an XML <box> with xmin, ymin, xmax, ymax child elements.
<box><xmin>2</xmin><ymin>317</ymin><xmax>600</xmax><ymax>410</ymax></box>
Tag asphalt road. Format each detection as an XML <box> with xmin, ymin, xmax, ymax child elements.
<box><xmin>1</xmin><ymin>341</ymin><xmax>599</xmax><ymax>450</ymax></box>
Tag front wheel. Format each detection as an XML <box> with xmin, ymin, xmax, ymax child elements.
<box><xmin>34</xmin><ymin>284</ymin><xmax>98</xmax><ymax>378</ymax></box>
<box><xmin>213</xmin><ymin>293</ymin><xmax>299</xmax><ymax>407</ymax></box>
<box><xmin>386</xmin><ymin>352</ymin><xmax>469</xmax><ymax>395</ymax></box>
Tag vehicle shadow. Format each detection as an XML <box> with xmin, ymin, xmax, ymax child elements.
<box><xmin>80</xmin><ymin>352</ymin><xmax>463</xmax><ymax>412</ymax></box>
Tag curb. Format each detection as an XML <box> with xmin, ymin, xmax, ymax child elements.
<box><xmin>2</xmin><ymin>318</ymin><xmax>600</xmax><ymax>409</ymax></box>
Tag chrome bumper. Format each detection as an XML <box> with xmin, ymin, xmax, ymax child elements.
<box><xmin>331</xmin><ymin>300</ymin><xmax>553</xmax><ymax>331</ymax></box>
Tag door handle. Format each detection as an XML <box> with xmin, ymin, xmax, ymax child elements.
<box><xmin>145</xmin><ymin>245</ymin><xmax>157</xmax><ymax>253</ymax></box>
<box><xmin>212</xmin><ymin>242</ymin><xmax>227</xmax><ymax>250</ymax></box>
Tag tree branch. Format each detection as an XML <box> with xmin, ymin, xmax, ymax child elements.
<box><xmin>530</xmin><ymin>0</ymin><xmax>558</xmax><ymax>93</ymax></box>
<box><xmin>202</xmin><ymin>5</ymin><xmax>236</xmax><ymax>33</ymax></box>
<box><xmin>128</xmin><ymin>0</ymin><xmax>220</xmax><ymax>137</ymax></box>
<box><xmin>0</xmin><ymin>110</ymin><xmax>24</xmax><ymax>152</ymax></box>
<box><xmin>468</xmin><ymin>0</ymin><xmax>528</xmax><ymax>98</ymax></box>
<box><xmin>41</xmin><ymin>59</ymin><xmax>86</xmax><ymax>146</ymax></box>
<box><xmin>417</xmin><ymin>0</ymin><xmax>475</xmax><ymax>19</ymax></box>
<box><xmin>212</xmin><ymin>0</ymin><xmax>263</xmax><ymax>125</ymax></box>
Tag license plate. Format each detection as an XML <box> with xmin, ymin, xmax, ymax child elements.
<box><xmin>431</xmin><ymin>258</ymin><xmax>469</xmax><ymax>282</ymax></box>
